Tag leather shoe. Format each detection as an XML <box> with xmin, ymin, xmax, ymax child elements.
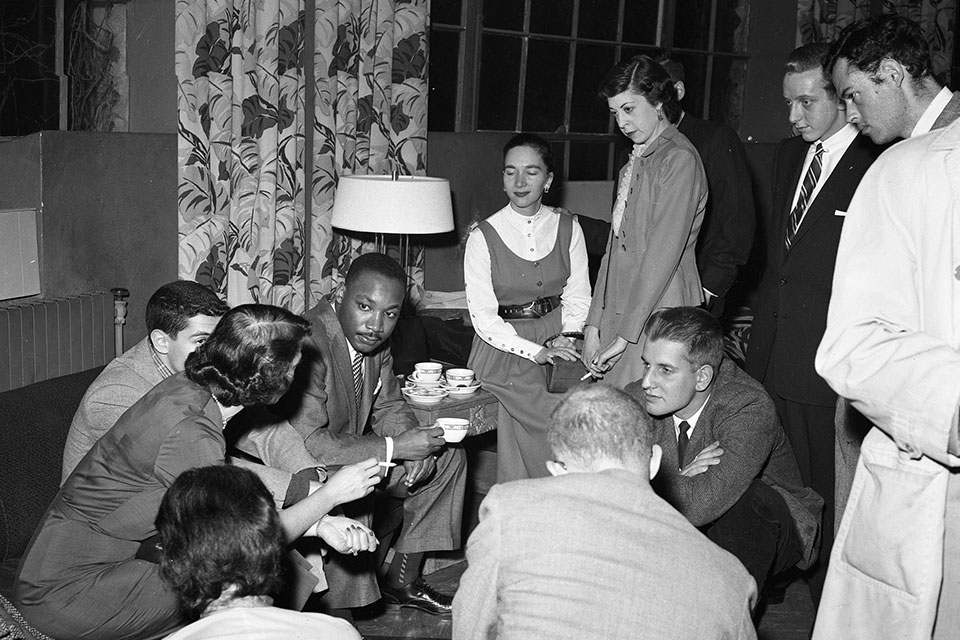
<box><xmin>380</xmin><ymin>577</ymin><xmax>453</xmax><ymax>615</ymax></box>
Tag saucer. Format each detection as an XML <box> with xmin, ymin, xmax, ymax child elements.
<box><xmin>441</xmin><ymin>381</ymin><xmax>481</xmax><ymax>396</ymax></box>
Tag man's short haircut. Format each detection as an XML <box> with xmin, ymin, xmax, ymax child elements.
<box><xmin>185</xmin><ymin>304</ymin><xmax>310</xmax><ymax>406</ymax></box>
<box><xmin>643</xmin><ymin>306</ymin><xmax>724</xmax><ymax>370</ymax></box>
<box><xmin>785</xmin><ymin>43</ymin><xmax>836</xmax><ymax>98</ymax></box>
<box><xmin>157</xmin><ymin>465</ymin><xmax>284</xmax><ymax>620</ymax></box>
<box><xmin>344</xmin><ymin>252</ymin><xmax>406</xmax><ymax>292</ymax></box>
<box><xmin>145</xmin><ymin>280</ymin><xmax>229</xmax><ymax>337</ymax></box>
<box><xmin>825</xmin><ymin>15</ymin><xmax>933</xmax><ymax>82</ymax></box>
<box><xmin>549</xmin><ymin>384</ymin><xmax>653</xmax><ymax>467</ymax></box>
<box><xmin>648</xmin><ymin>47</ymin><xmax>686</xmax><ymax>84</ymax></box>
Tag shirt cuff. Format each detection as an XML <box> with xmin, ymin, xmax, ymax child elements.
<box><xmin>385</xmin><ymin>436</ymin><xmax>395</xmax><ymax>464</ymax></box>
<box><xmin>283</xmin><ymin>467</ymin><xmax>321</xmax><ymax>508</ymax></box>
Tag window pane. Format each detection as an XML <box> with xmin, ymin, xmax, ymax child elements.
<box><xmin>523</xmin><ymin>39</ymin><xmax>570</xmax><ymax>133</ymax></box>
<box><xmin>673</xmin><ymin>52</ymin><xmax>707</xmax><ymax>118</ymax></box>
<box><xmin>714</xmin><ymin>0</ymin><xmax>748</xmax><ymax>53</ymax></box>
<box><xmin>483</xmin><ymin>0</ymin><xmax>524</xmax><ymax>31</ymax></box>
<box><xmin>673</xmin><ymin>0</ymin><xmax>711</xmax><ymax>51</ymax></box>
<box><xmin>569</xmin><ymin>141</ymin><xmax>612</xmax><ymax>181</ymax></box>
<box><xmin>571</xmin><ymin>43</ymin><xmax>616</xmax><ymax>133</ymax></box>
<box><xmin>578</xmin><ymin>0</ymin><xmax>619</xmax><ymax>41</ymax></box>
<box><xmin>428</xmin><ymin>29</ymin><xmax>459</xmax><ymax>132</ymax></box>
<box><xmin>709</xmin><ymin>57</ymin><xmax>747</xmax><ymax>131</ymax></box>
<box><xmin>478</xmin><ymin>34</ymin><xmax>522</xmax><ymax>130</ymax></box>
<box><xmin>531</xmin><ymin>0</ymin><xmax>573</xmax><ymax>36</ymax></box>
<box><xmin>622</xmin><ymin>0</ymin><xmax>661</xmax><ymax>45</ymax></box>
<box><xmin>432</xmin><ymin>0</ymin><xmax>462</xmax><ymax>26</ymax></box>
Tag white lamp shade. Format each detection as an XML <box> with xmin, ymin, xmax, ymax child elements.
<box><xmin>331</xmin><ymin>175</ymin><xmax>454</xmax><ymax>235</ymax></box>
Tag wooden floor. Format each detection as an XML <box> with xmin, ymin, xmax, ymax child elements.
<box><xmin>353</xmin><ymin>560</ymin><xmax>816</xmax><ymax>640</ymax></box>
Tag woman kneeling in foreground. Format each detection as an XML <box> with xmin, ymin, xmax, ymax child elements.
<box><xmin>15</xmin><ymin>304</ymin><xmax>380</xmax><ymax>640</ymax></box>
<box><xmin>159</xmin><ymin>465</ymin><xmax>362</xmax><ymax>639</ymax></box>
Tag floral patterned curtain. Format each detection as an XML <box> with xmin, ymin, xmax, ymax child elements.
<box><xmin>797</xmin><ymin>0</ymin><xmax>956</xmax><ymax>85</ymax></box>
<box><xmin>176</xmin><ymin>0</ymin><xmax>428</xmax><ymax>311</ymax></box>
<box><xmin>311</xmin><ymin>0</ymin><xmax>428</xmax><ymax>304</ymax></box>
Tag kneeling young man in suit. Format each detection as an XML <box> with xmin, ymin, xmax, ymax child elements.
<box><xmin>454</xmin><ymin>384</ymin><xmax>757</xmax><ymax>640</ymax></box>
<box><xmin>626</xmin><ymin>306</ymin><xmax>822</xmax><ymax>598</ymax></box>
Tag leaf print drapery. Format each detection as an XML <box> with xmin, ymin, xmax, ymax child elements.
<box><xmin>797</xmin><ymin>0</ymin><xmax>956</xmax><ymax>86</ymax></box>
<box><xmin>176</xmin><ymin>0</ymin><xmax>429</xmax><ymax>311</ymax></box>
<box><xmin>312</xmin><ymin>0</ymin><xmax>429</xmax><ymax>305</ymax></box>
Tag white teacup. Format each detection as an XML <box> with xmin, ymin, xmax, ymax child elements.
<box><xmin>414</xmin><ymin>362</ymin><xmax>443</xmax><ymax>382</ymax></box>
<box><xmin>445</xmin><ymin>368</ymin><xmax>475</xmax><ymax>386</ymax></box>
<box><xmin>437</xmin><ymin>417</ymin><xmax>469</xmax><ymax>443</ymax></box>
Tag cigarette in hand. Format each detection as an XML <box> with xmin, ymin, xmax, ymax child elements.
<box><xmin>580</xmin><ymin>372</ymin><xmax>594</xmax><ymax>381</ymax></box>
<box><xmin>378</xmin><ymin>461</ymin><xmax>397</xmax><ymax>468</ymax></box>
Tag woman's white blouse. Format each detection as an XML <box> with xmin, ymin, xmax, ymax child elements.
<box><xmin>464</xmin><ymin>205</ymin><xmax>591</xmax><ymax>362</ymax></box>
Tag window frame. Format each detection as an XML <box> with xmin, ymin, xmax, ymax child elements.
<box><xmin>429</xmin><ymin>0</ymin><xmax>750</xmax><ymax>180</ymax></box>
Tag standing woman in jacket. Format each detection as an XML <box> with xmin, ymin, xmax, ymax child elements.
<box><xmin>583</xmin><ymin>55</ymin><xmax>708</xmax><ymax>388</ymax></box>
<box><xmin>464</xmin><ymin>133</ymin><xmax>592</xmax><ymax>482</ymax></box>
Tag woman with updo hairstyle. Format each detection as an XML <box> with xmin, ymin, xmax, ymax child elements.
<box><xmin>582</xmin><ymin>55</ymin><xmax>708</xmax><ymax>388</ymax></box>
<box><xmin>15</xmin><ymin>305</ymin><xmax>381</xmax><ymax>640</ymax></box>
<box><xmin>158</xmin><ymin>465</ymin><xmax>360</xmax><ymax>639</ymax></box>
<box><xmin>464</xmin><ymin>132</ymin><xmax>591</xmax><ymax>482</ymax></box>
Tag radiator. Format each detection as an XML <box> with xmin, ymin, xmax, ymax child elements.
<box><xmin>0</xmin><ymin>292</ymin><xmax>115</xmax><ymax>392</ymax></box>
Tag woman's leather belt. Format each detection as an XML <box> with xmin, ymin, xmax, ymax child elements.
<box><xmin>498</xmin><ymin>295</ymin><xmax>561</xmax><ymax>319</ymax></box>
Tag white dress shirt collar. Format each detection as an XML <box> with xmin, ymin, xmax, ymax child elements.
<box><xmin>911</xmin><ymin>86</ymin><xmax>954</xmax><ymax>137</ymax></box>
<box><xmin>672</xmin><ymin>395</ymin><xmax>710</xmax><ymax>440</ymax></box>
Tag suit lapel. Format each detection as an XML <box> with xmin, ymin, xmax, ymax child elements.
<box><xmin>774</xmin><ymin>140</ymin><xmax>808</xmax><ymax>266</ymax></box>
<box><xmin>316</xmin><ymin>301</ymin><xmax>362</xmax><ymax>429</ymax></box>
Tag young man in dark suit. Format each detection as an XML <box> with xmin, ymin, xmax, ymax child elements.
<box><xmin>627</xmin><ymin>307</ymin><xmax>822</xmax><ymax>599</ymax></box>
<box><xmin>276</xmin><ymin>253</ymin><xmax>466</xmax><ymax>615</ymax></box>
<box><xmin>743</xmin><ymin>43</ymin><xmax>885</xmax><ymax>605</ymax></box>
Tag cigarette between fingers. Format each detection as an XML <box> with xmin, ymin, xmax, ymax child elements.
<box><xmin>580</xmin><ymin>372</ymin><xmax>593</xmax><ymax>381</ymax></box>
<box><xmin>378</xmin><ymin>461</ymin><xmax>397</xmax><ymax>468</ymax></box>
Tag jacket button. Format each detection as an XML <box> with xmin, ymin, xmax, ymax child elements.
<box><xmin>536</xmin><ymin>281</ymin><xmax>542</xmax><ymax>286</ymax></box>
<box><xmin>779</xmin><ymin>278</ymin><xmax>787</xmax><ymax>286</ymax></box>
<box><xmin>773</xmin><ymin>312</ymin><xmax>778</xmax><ymax>318</ymax></box>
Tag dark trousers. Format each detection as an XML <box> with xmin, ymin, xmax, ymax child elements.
<box><xmin>702</xmin><ymin>479</ymin><xmax>803</xmax><ymax>594</ymax></box>
<box><xmin>772</xmin><ymin>395</ymin><xmax>835</xmax><ymax>606</ymax></box>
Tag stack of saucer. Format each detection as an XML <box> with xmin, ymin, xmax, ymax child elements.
<box><xmin>441</xmin><ymin>368</ymin><xmax>481</xmax><ymax>396</ymax></box>
<box><xmin>402</xmin><ymin>362</ymin><xmax>448</xmax><ymax>405</ymax></box>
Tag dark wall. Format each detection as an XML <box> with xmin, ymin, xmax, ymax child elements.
<box><xmin>741</xmin><ymin>3</ymin><xmax>797</xmax><ymax>143</ymax></box>
<box><xmin>423</xmin><ymin>132</ymin><xmax>515</xmax><ymax>292</ymax></box>
<box><xmin>0</xmin><ymin>132</ymin><xmax>178</xmax><ymax>346</ymax></box>
<box><xmin>0</xmin><ymin>135</ymin><xmax>42</xmax><ymax>208</ymax></box>
<box><xmin>127</xmin><ymin>0</ymin><xmax>176</xmax><ymax>134</ymax></box>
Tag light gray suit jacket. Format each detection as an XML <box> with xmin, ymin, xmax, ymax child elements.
<box><xmin>453</xmin><ymin>469</ymin><xmax>757</xmax><ymax>639</ymax></box>
<box><xmin>278</xmin><ymin>299</ymin><xmax>417</xmax><ymax>465</ymax></box>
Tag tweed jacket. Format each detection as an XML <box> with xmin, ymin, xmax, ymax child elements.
<box><xmin>813</xmin><ymin>116</ymin><xmax>960</xmax><ymax>640</ymax></box>
<box><xmin>677</xmin><ymin>113</ymin><xmax>756</xmax><ymax>298</ymax></box>
<box><xmin>453</xmin><ymin>469</ymin><xmax>757</xmax><ymax>640</ymax></box>
<box><xmin>630</xmin><ymin>359</ymin><xmax>823</xmax><ymax>568</ymax></box>
<box><xmin>278</xmin><ymin>299</ymin><xmax>418</xmax><ymax>466</ymax></box>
